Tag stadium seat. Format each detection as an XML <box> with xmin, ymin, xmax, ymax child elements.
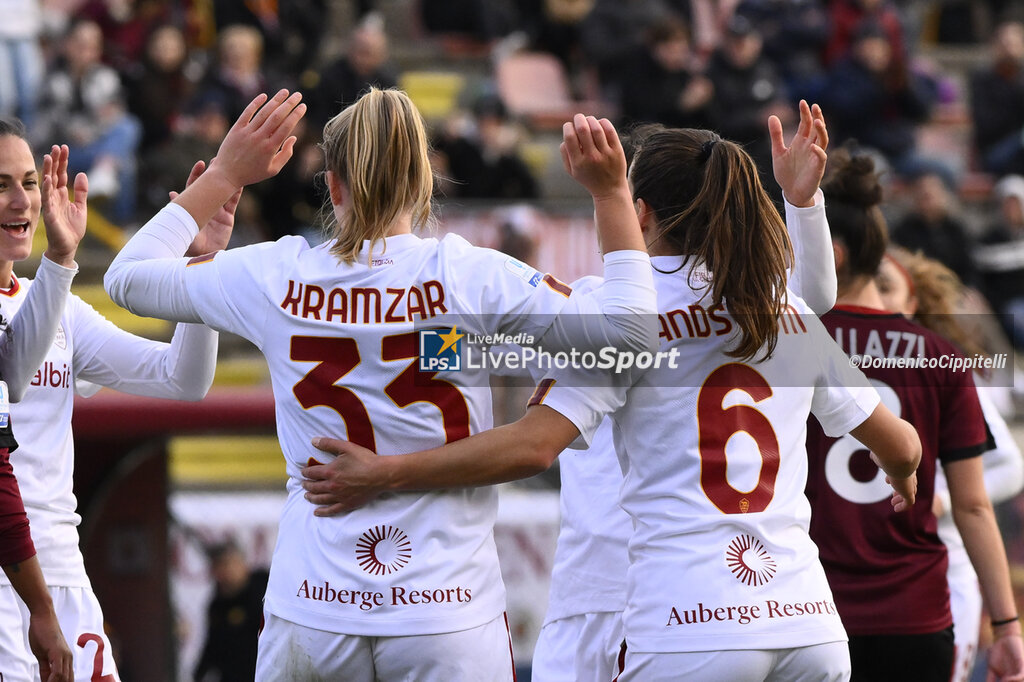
<box><xmin>398</xmin><ymin>70</ymin><xmax>467</xmax><ymax>121</ymax></box>
<box><xmin>496</xmin><ymin>51</ymin><xmax>607</xmax><ymax>129</ymax></box>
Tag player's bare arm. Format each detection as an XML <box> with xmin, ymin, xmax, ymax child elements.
<box><xmin>849</xmin><ymin>401</ymin><xmax>922</xmax><ymax>506</ymax></box>
<box><xmin>301</xmin><ymin>405</ymin><xmax>579</xmax><ymax>516</ymax></box>
<box><xmin>3</xmin><ymin>556</ymin><xmax>73</xmax><ymax>682</ymax></box>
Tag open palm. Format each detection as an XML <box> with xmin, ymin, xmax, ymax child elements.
<box><xmin>41</xmin><ymin>145</ymin><xmax>87</xmax><ymax>265</ymax></box>
<box><xmin>770</xmin><ymin>100</ymin><xmax>829</xmax><ymax>208</ymax></box>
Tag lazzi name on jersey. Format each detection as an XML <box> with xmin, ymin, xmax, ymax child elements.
<box><xmin>30</xmin><ymin>362</ymin><xmax>71</xmax><ymax>389</ymax></box>
<box><xmin>280</xmin><ymin>280</ymin><xmax>449</xmax><ymax>324</ymax></box>
<box><xmin>832</xmin><ymin>327</ymin><xmax>925</xmax><ymax>358</ymax></box>
<box><xmin>294</xmin><ymin>580</ymin><xmax>473</xmax><ymax>612</ymax></box>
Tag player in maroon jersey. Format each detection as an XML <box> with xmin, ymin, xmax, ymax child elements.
<box><xmin>804</xmin><ymin>149</ymin><xmax>1024</xmax><ymax>682</ymax></box>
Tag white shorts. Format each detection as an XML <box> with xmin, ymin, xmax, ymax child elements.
<box><xmin>948</xmin><ymin>563</ymin><xmax>982</xmax><ymax>682</ymax></box>
<box><xmin>0</xmin><ymin>584</ymin><xmax>120</xmax><ymax>682</ymax></box>
<box><xmin>532</xmin><ymin>612</ymin><xmax>624</xmax><ymax>682</ymax></box>
<box><xmin>618</xmin><ymin>642</ymin><xmax>851</xmax><ymax>682</ymax></box>
<box><xmin>255</xmin><ymin>611</ymin><xmax>516</xmax><ymax>682</ymax></box>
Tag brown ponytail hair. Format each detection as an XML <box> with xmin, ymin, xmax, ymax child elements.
<box><xmin>320</xmin><ymin>88</ymin><xmax>434</xmax><ymax>264</ymax></box>
<box><xmin>821</xmin><ymin>148</ymin><xmax>888</xmax><ymax>285</ymax></box>
<box><xmin>628</xmin><ymin>126</ymin><xmax>793</xmax><ymax>360</ymax></box>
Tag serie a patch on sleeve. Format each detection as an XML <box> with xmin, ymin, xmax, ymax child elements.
<box><xmin>504</xmin><ymin>257</ymin><xmax>542</xmax><ymax>287</ymax></box>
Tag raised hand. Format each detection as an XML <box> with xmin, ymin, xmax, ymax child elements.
<box><xmin>301</xmin><ymin>437</ymin><xmax>387</xmax><ymax>516</ymax></box>
<box><xmin>174</xmin><ymin>160</ymin><xmax>242</xmax><ymax>256</ymax></box>
<box><xmin>40</xmin><ymin>145</ymin><xmax>87</xmax><ymax>268</ymax></box>
<box><xmin>173</xmin><ymin>90</ymin><xmax>305</xmax><ymax>235</ymax></box>
<box><xmin>560</xmin><ymin>114</ymin><xmax>628</xmax><ymax>201</ymax></box>
<box><xmin>212</xmin><ymin>89</ymin><xmax>306</xmax><ymax>190</ymax></box>
<box><xmin>769</xmin><ymin>100</ymin><xmax>829</xmax><ymax>208</ymax></box>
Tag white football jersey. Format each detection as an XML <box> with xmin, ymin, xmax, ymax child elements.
<box><xmin>0</xmin><ymin>279</ymin><xmax>216</xmax><ymax>587</ymax></box>
<box><xmin>535</xmin><ymin>256</ymin><xmax>879</xmax><ymax>654</ymax></box>
<box><xmin>181</xmin><ymin>230</ymin><xmax>616</xmax><ymax>636</ymax></box>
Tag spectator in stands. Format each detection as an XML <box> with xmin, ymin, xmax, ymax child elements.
<box><xmin>33</xmin><ymin>18</ymin><xmax>142</xmax><ymax>224</ymax></box>
<box><xmin>734</xmin><ymin>0</ymin><xmax>830</xmax><ymax>101</ymax></box>
<box><xmin>77</xmin><ymin>0</ymin><xmax>170</xmax><ymax>74</ymax></box>
<box><xmin>192</xmin><ymin>24</ymin><xmax>267</xmax><ymax>122</ymax></box>
<box><xmin>578</xmin><ymin>0</ymin><xmax>683</xmax><ymax>99</ymax></box>
<box><xmin>432</xmin><ymin>93</ymin><xmax>539</xmax><ymax>200</ymax></box>
<box><xmin>516</xmin><ymin>0</ymin><xmax>595</xmax><ymax>96</ymax></box>
<box><xmin>617</xmin><ymin>17</ymin><xmax>713</xmax><ymax>129</ymax></box>
<box><xmin>974</xmin><ymin>174</ymin><xmax>1024</xmax><ymax>347</ymax></box>
<box><xmin>193</xmin><ymin>540</ymin><xmax>269</xmax><ymax>682</ymax></box>
<box><xmin>308</xmin><ymin>14</ymin><xmax>397</xmax><ymax>131</ymax></box>
<box><xmin>969</xmin><ymin>19</ymin><xmax>1024</xmax><ymax>177</ymax></box>
<box><xmin>891</xmin><ymin>169</ymin><xmax>977</xmax><ymax>286</ymax></box>
<box><xmin>704</xmin><ymin>13</ymin><xmax>792</xmax><ymax>190</ymax></box>
<box><xmin>825</xmin><ymin>0</ymin><xmax>906</xmax><ymax>68</ymax></box>
<box><xmin>126</xmin><ymin>24</ymin><xmax>197</xmax><ymax>151</ymax></box>
<box><xmin>0</xmin><ymin>0</ymin><xmax>44</xmax><ymax>128</ymax></box>
<box><xmin>821</xmin><ymin>20</ymin><xmax>942</xmax><ymax>181</ymax></box>
<box><xmin>418</xmin><ymin>0</ymin><xmax>517</xmax><ymax>43</ymax></box>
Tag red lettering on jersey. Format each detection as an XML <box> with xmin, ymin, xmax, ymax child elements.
<box><xmin>423</xmin><ymin>280</ymin><xmax>447</xmax><ymax>317</ymax></box>
<box><xmin>385</xmin><ymin>288</ymin><xmax>406</xmax><ymax>323</ymax></box>
<box><xmin>29</xmin><ymin>362</ymin><xmax>71</xmax><ymax>388</ymax></box>
<box><xmin>709</xmin><ymin>303</ymin><xmax>733</xmax><ymax>336</ymax></box>
<box><xmin>351</xmin><ymin>288</ymin><xmax>381</xmax><ymax>323</ymax></box>
<box><xmin>778</xmin><ymin>305</ymin><xmax>807</xmax><ymax>335</ymax></box>
<box><xmin>688</xmin><ymin>305</ymin><xmax>711</xmax><ymax>337</ymax></box>
<box><xmin>326</xmin><ymin>288</ymin><xmax>347</xmax><ymax>323</ymax></box>
<box><xmin>407</xmin><ymin>286</ymin><xmax>427</xmax><ymax>320</ymax></box>
<box><xmin>697</xmin><ymin>364</ymin><xmax>780</xmax><ymax>514</ymax></box>
<box><xmin>281</xmin><ymin>280</ymin><xmax>303</xmax><ymax>315</ymax></box>
<box><xmin>302</xmin><ymin>284</ymin><xmax>325</xmax><ymax>320</ymax></box>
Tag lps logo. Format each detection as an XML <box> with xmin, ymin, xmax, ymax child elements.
<box><xmin>418</xmin><ymin>326</ymin><xmax>463</xmax><ymax>371</ymax></box>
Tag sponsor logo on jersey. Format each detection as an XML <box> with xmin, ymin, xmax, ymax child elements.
<box><xmin>30</xmin><ymin>361</ymin><xmax>71</xmax><ymax>389</ymax></box>
<box><xmin>356</xmin><ymin>525</ymin><xmax>412</xmax><ymax>576</ymax></box>
<box><xmin>0</xmin><ymin>312</ymin><xmax>7</xmax><ymax>330</ymax></box>
<box><xmin>418</xmin><ymin>326</ymin><xmax>463</xmax><ymax>371</ymax></box>
<box><xmin>725</xmin><ymin>534</ymin><xmax>777</xmax><ymax>586</ymax></box>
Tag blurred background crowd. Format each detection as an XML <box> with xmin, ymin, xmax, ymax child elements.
<box><xmin>7</xmin><ymin>0</ymin><xmax>1024</xmax><ymax>351</ymax></box>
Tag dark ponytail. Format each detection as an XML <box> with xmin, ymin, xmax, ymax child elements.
<box><xmin>821</xmin><ymin>148</ymin><xmax>888</xmax><ymax>283</ymax></box>
<box><xmin>629</xmin><ymin>126</ymin><xmax>793</xmax><ymax>360</ymax></box>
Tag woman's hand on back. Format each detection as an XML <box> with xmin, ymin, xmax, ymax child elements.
<box><xmin>40</xmin><ymin>145</ymin><xmax>87</xmax><ymax>268</ymax></box>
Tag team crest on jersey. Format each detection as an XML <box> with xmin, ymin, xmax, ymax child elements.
<box><xmin>356</xmin><ymin>525</ymin><xmax>412</xmax><ymax>576</ymax></box>
<box><xmin>418</xmin><ymin>326</ymin><xmax>463</xmax><ymax>371</ymax></box>
<box><xmin>725</xmin><ymin>534</ymin><xmax>777</xmax><ymax>586</ymax></box>
<box><xmin>53</xmin><ymin>323</ymin><xmax>67</xmax><ymax>350</ymax></box>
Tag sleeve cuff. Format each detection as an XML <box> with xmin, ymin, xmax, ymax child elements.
<box><xmin>784</xmin><ymin>188</ymin><xmax>824</xmax><ymax>212</ymax></box>
<box><xmin>38</xmin><ymin>253</ymin><xmax>79</xmax><ymax>278</ymax></box>
<box><xmin>602</xmin><ymin>249</ymin><xmax>652</xmax><ymax>266</ymax></box>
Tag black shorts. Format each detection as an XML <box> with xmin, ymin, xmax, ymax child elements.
<box><xmin>849</xmin><ymin>627</ymin><xmax>954</xmax><ymax>682</ymax></box>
